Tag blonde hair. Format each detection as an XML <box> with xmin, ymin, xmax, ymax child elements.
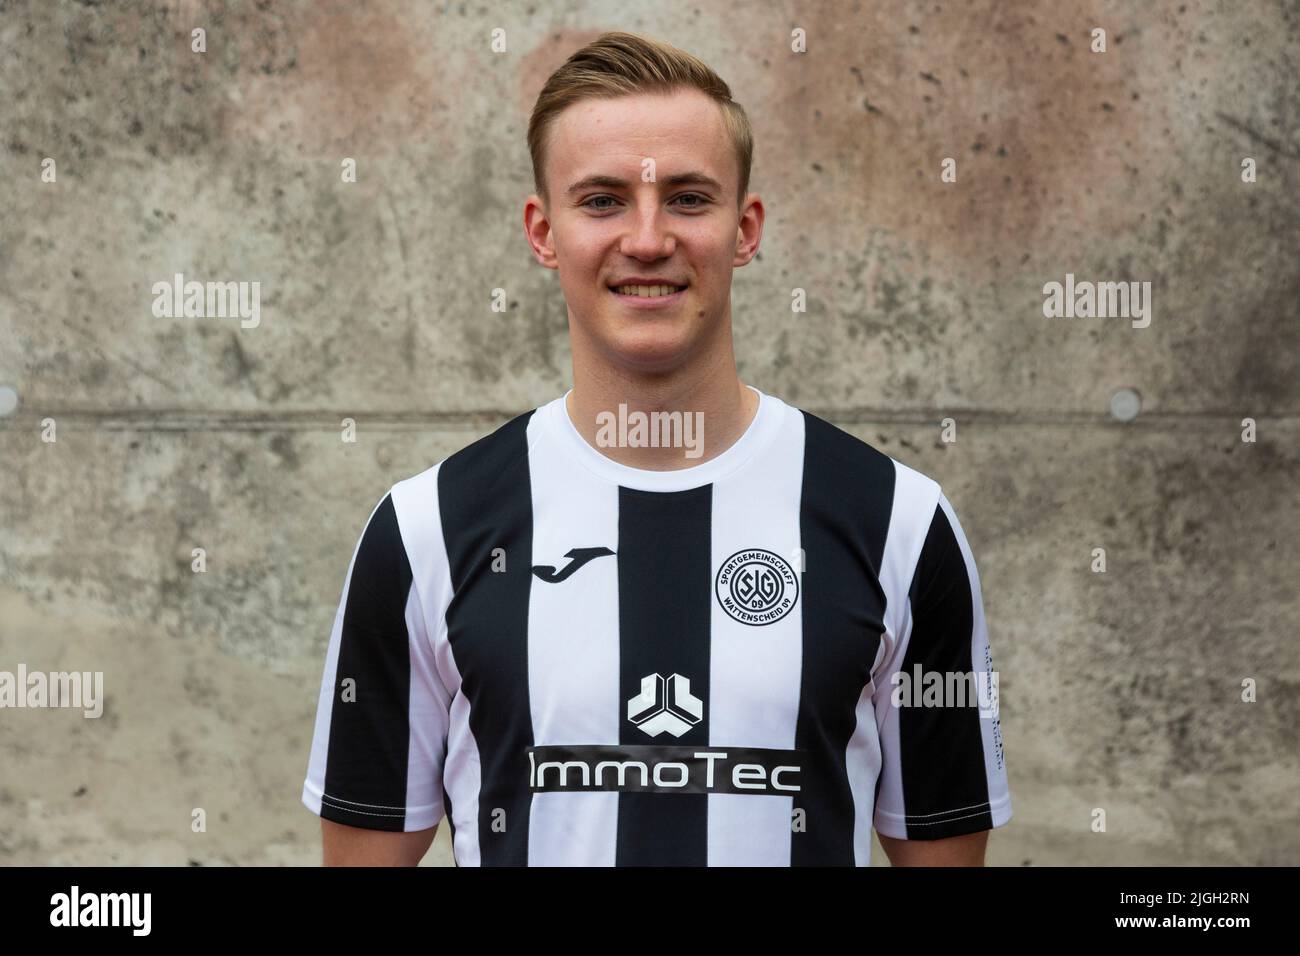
<box><xmin>527</xmin><ymin>32</ymin><xmax>753</xmax><ymax>207</ymax></box>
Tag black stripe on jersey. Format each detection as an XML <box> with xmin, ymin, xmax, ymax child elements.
<box><xmin>899</xmin><ymin>503</ymin><xmax>993</xmax><ymax>838</ymax></box>
<box><xmin>442</xmin><ymin>780</ymin><xmax>457</xmax><ymax>866</ymax></box>
<box><xmin>321</xmin><ymin>494</ymin><xmax>415</xmax><ymax>832</ymax></box>
<box><xmin>793</xmin><ymin>412</ymin><xmax>895</xmax><ymax>865</ymax></box>
<box><xmin>616</xmin><ymin>485</ymin><xmax>712</xmax><ymax>866</ymax></box>
<box><xmin>439</xmin><ymin>411</ymin><xmax>536</xmax><ymax>865</ymax></box>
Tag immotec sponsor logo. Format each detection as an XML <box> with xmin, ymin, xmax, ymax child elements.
<box><xmin>595</xmin><ymin>403</ymin><xmax>704</xmax><ymax>459</ymax></box>
<box><xmin>890</xmin><ymin>665</ymin><xmax>999</xmax><ymax>719</ymax></box>
<box><xmin>527</xmin><ymin>744</ymin><xmax>803</xmax><ymax>795</ymax></box>
<box><xmin>0</xmin><ymin>664</ymin><xmax>102</xmax><ymax>718</ymax></box>
<box><xmin>50</xmin><ymin>886</ymin><xmax>151</xmax><ymax>936</ymax></box>
<box><xmin>151</xmin><ymin>272</ymin><xmax>261</xmax><ymax>328</ymax></box>
<box><xmin>1042</xmin><ymin>272</ymin><xmax>1152</xmax><ymax>328</ymax></box>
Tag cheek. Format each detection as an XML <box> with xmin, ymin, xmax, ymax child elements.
<box><xmin>555</xmin><ymin>244</ymin><xmax>606</xmax><ymax>302</ymax></box>
<box><xmin>552</xmin><ymin>219</ymin><xmax>605</xmax><ymax>267</ymax></box>
<box><xmin>685</xmin><ymin>226</ymin><xmax>737</xmax><ymax>279</ymax></box>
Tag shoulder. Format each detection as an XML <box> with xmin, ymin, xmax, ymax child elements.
<box><xmin>435</xmin><ymin>407</ymin><xmax>540</xmax><ymax>487</ymax></box>
<box><xmin>382</xmin><ymin>406</ymin><xmax>541</xmax><ymax>564</ymax></box>
<box><xmin>785</xmin><ymin>402</ymin><xmax>955</xmax><ymax>601</ymax></box>
<box><xmin>793</xmin><ymin>404</ymin><xmax>944</xmax><ymax>518</ymax></box>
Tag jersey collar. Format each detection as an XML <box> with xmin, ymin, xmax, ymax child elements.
<box><xmin>544</xmin><ymin>385</ymin><xmax>781</xmax><ymax>492</ymax></box>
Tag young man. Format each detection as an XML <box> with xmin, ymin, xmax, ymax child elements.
<box><xmin>302</xmin><ymin>32</ymin><xmax>1010</xmax><ymax>866</ymax></box>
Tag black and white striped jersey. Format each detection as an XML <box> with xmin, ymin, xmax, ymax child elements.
<box><xmin>302</xmin><ymin>386</ymin><xmax>1011</xmax><ymax>866</ymax></box>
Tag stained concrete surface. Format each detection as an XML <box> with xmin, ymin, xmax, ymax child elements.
<box><xmin>0</xmin><ymin>1</ymin><xmax>1297</xmax><ymax>865</ymax></box>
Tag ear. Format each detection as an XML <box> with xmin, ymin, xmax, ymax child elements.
<box><xmin>524</xmin><ymin>194</ymin><xmax>559</xmax><ymax>270</ymax></box>
<box><xmin>733</xmin><ymin>193</ymin><xmax>765</xmax><ymax>268</ymax></box>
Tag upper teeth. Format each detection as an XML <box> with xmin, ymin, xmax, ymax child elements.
<box><xmin>614</xmin><ymin>284</ymin><xmax>683</xmax><ymax>297</ymax></box>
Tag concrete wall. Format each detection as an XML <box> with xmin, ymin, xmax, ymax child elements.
<box><xmin>1</xmin><ymin>0</ymin><xmax>1296</xmax><ymax>865</ymax></box>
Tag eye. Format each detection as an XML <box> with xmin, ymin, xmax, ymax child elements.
<box><xmin>582</xmin><ymin>193</ymin><xmax>712</xmax><ymax>212</ymax></box>
<box><xmin>673</xmin><ymin>193</ymin><xmax>711</xmax><ymax>209</ymax></box>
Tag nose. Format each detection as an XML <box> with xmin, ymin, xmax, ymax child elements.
<box><xmin>618</xmin><ymin>200</ymin><xmax>676</xmax><ymax>260</ymax></box>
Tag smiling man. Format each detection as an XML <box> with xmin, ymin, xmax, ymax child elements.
<box><xmin>302</xmin><ymin>32</ymin><xmax>1011</xmax><ymax>867</ymax></box>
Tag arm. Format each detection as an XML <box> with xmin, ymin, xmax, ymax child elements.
<box><xmin>878</xmin><ymin>830</ymin><xmax>987</xmax><ymax>867</ymax></box>
<box><xmin>870</xmin><ymin>487</ymin><xmax>1011</xmax><ymax>859</ymax></box>
<box><xmin>322</xmin><ymin>819</ymin><xmax>438</xmax><ymax>867</ymax></box>
<box><xmin>301</xmin><ymin>488</ymin><xmax>454</xmax><ymax>862</ymax></box>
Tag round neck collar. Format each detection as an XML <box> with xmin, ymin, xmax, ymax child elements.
<box><xmin>545</xmin><ymin>385</ymin><xmax>779</xmax><ymax>492</ymax></box>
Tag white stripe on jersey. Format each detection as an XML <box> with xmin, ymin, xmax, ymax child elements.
<box><xmin>706</xmin><ymin>404</ymin><xmax>806</xmax><ymax>865</ymax></box>
<box><xmin>937</xmin><ymin>492</ymin><xmax>1010</xmax><ymax>824</ymax></box>
<box><xmin>392</xmin><ymin>464</ymin><xmax>479</xmax><ymax>861</ymax></box>
<box><xmin>861</xmin><ymin>460</ymin><xmax>941</xmax><ymax>854</ymax></box>
<box><xmin>524</xmin><ymin>409</ymin><xmax>621</xmax><ymax>866</ymax></box>
<box><xmin>390</xmin><ymin>469</ymin><xmax>457</xmax><ymax>833</ymax></box>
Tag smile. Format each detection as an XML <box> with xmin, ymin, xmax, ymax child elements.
<box><xmin>608</xmin><ymin>284</ymin><xmax>688</xmax><ymax>307</ymax></box>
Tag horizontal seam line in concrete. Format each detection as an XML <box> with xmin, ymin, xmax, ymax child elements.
<box><xmin>1</xmin><ymin>409</ymin><xmax>1296</xmax><ymax>429</ymax></box>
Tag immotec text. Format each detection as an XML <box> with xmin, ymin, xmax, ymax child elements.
<box><xmin>528</xmin><ymin>744</ymin><xmax>802</xmax><ymax>795</ymax></box>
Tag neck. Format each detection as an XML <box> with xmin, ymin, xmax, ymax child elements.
<box><xmin>565</xmin><ymin>322</ymin><xmax>758</xmax><ymax>472</ymax></box>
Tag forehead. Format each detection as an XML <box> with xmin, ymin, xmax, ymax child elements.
<box><xmin>546</xmin><ymin>88</ymin><xmax>733</xmax><ymax>188</ymax></box>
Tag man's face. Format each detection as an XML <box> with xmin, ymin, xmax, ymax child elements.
<box><xmin>527</xmin><ymin>88</ymin><xmax>761</xmax><ymax>374</ymax></box>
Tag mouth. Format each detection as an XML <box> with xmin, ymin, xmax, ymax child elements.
<box><xmin>607</xmin><ymin>281</ymin><xmax>689</xmax><ymax>308</ymax></box>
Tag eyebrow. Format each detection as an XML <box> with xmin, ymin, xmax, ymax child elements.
<box><xmin>564</xmin><ymin>170</ymin><xmax>724</xmax><ymax>198</ymax></box>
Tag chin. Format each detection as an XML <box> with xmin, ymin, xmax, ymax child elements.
<box><xmin>599</xmin><ymin>322</ymin><xmax>702</xmax><ymax>374</ymax></box>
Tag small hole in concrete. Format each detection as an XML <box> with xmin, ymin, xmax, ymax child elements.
<box><xmin>1109</xmin><ymin>387</ymin><xmax>1142</xmax><ymax>422</ymax></box>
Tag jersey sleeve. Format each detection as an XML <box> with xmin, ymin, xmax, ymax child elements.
<box><xmin>872</xmin><ymin>490</ymin><xmax>1012</xmax><ymax>840</ymax></box>
<box><xmin>301</xmin><ymin>490</ymin><xmax>452</xmax><ymax>832</ymax></box>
